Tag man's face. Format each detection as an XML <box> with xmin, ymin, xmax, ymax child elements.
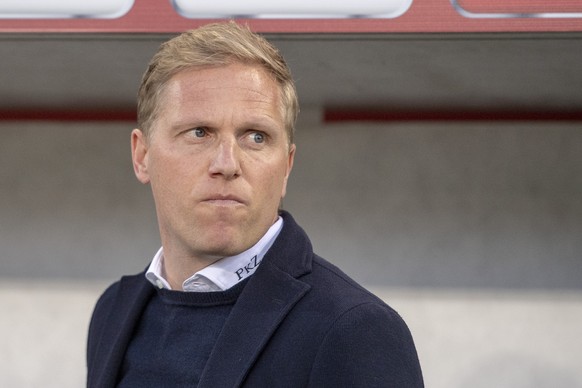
<box><xmin>131</xmin><ymin>63</ymin><xmax>295</xmax><ymax>265</ymax></box>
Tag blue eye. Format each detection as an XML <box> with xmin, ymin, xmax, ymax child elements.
<box><xmin>192</xmin><ymin>128</ymin><xmax>206</xmax><ymax>138</ymax></box>
<box><xmin>252</xmin><ymin>132</ymin><xmax>265</xmax><ymax>143</ymax></box>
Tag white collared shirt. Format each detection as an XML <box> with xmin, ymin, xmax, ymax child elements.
<box><xmin>146</xmin><ymin>217</ymin><xmax>283</xmax><ymax>292</ymax></box>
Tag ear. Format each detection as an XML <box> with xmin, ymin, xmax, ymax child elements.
<box><xmin>131</xmin><ymin>129</ymin><xmax>150</xmax><ymax>184</ymax></box>
<box><xmin>281</xmin><ymin>143</ymin><xmax>296</xmax><ymax>198</ymax></box>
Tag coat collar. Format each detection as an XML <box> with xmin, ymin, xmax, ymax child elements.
<box><xmin>198</xmin><ymin>258</ymin><xmax>310</xmax><ymax>387</ymax></box>
<box><xmin>200</xmin><ymin>211</ymin><xmax>314</xmax><ymax>386</ymax></box>
<box><xmin>266</xmin><ymin>210</ymin><xmax>313</xmax><ymax>278</ymax></box>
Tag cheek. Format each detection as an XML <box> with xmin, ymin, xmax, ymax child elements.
<box><xmin>261</xmin><ymin>163</ymin><xmax>291</xmax><ymax>200</ymax></box>
<box><xmin>150</xmin><ymin>148</ymin><xmax>193</xmax><ymax>178</ymax></box>
<box><xmin>148</xmin><ymin>153</ymin><xmax>191</xmax><ymax>200</ymax></box>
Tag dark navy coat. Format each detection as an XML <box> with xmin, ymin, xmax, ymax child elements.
<box><xmin>87</xmin><ymin>212</ymin><xmax>424</xmax><ymax>387</ymax></box>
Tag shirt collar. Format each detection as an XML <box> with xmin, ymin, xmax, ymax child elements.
<box><xmin>146</xmin><ymin>217</ymin><xmax>283</xmax><ymax>292</ymax></box>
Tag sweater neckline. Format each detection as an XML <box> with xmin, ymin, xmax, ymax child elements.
<box><xmin>155</xmin><ymin>277</ymin><xmax>248</xmax><ymax>307</ymax></box>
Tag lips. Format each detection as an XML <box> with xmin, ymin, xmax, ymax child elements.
<box><xmin>202</xmin><ymin>194</ymin><xmax>246</xmax><ymax>206</ymax></box>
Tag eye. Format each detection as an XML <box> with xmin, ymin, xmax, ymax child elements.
<box><xmin>192</xmin><ymin>127</ymin><xmax>207</xmax><ymax>138</ymax></box>
<box><xmin>251</xmin><ymin>132</ymin><xmax>265</xmax><ymax>144</ymax></box>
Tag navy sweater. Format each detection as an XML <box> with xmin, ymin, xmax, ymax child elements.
<box><xmin>117</xmin><ymin>280</ymin><xmax>246</xmax><ymax>387</ymax></box>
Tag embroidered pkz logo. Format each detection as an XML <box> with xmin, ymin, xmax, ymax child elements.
<box><xmin>235</xmin><ymin>255</ymin><xmax>261</xmax><ymax>281</ymax></box>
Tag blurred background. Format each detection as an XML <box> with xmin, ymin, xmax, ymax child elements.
<box><xmin>1</xmin><ymin>2</ymin><xmax>582</xmax><ymax>386</ymax></box>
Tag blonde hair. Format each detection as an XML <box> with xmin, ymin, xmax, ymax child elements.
<box><xmin>137</xmin><ymin>21</ymin><xmax>298</xmax><ymax>143</ymax></box>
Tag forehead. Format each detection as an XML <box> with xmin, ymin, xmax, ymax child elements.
<box><xmin>150</xmin><ymin>63</ymin><xmax>288</xmax><ymax>137</ymax></box>
<box><xmin>164</xmin><ymin>64</ymin><xmax>280</xmax><ymax>107</ymax></box>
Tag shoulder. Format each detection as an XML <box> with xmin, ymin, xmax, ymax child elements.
<box><xmin>292</xmin><ymin>256</ymin><xmax>424</xmax><ymax>386</ymax></box>
<box><xmin>89</xmin><ymin>280</ymin><xmax>121</xmax><ymax>331</ymax></box>
<box><xmin>299</xmin><ymin>253</ymin><xmax>414</xmax><ymax>346</ymax></box>
<box><xmin>307</xmin><ymin>256</ymin><xmax>423</xmax><ymax>386</ymax></box>
<box><xmin>91</xmin><ymin>272</ymin><xmax>144</xmax><ymax>317</ymax></box>
<box><xmin>87</xmin><ymin>272</ymin><xmax>146</xmax><ymax>349</ymax></box>
<box><xmin>305</xmin><ymin>254</ymin><xmax>393</xmax><ymax>311</ymax></box>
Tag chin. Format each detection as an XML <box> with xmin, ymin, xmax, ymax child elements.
<box><xmin>198</xmin><ymin>229</ymin><xmax>251</xmax><ymax>256</ymax></box>
<box><xmin>199</xmin><ymin>242</ymin><xmax>248</xmax><ymax>259</ymax></box>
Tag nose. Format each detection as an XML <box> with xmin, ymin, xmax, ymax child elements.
<box><xmin>208</xmin><ymin>138</ymin><xmax>241</xmax><ymax>180</ymax></box>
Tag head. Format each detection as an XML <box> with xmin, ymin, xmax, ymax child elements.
<box><xmin>131</xmin><ymin>23</ymin><xmax>297</xmax><ymax>280</ymax></box>
<box><xmin>137</xmin><ymin>21</ymin><xmax>299</xmax><ymax>144</ymax></box>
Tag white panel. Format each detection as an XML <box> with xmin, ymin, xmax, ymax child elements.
<box><xmin>0</xmin><ymin>0</ymin><xmax>134</xmax><ymax>19</ymax></box>
<box><xmin>173</xmin><ymin>0</ymin><xmax>413</xmax><ymax>18</ymax></box>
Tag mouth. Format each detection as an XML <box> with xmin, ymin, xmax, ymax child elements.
<box><xmin>202</xmin><ymin>194</ymin><xmax>246</xmax><ymax>207</ymax></box>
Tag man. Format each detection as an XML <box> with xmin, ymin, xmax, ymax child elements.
<box><xmin>87</xmin><ymin>21</ymin><xmax>423</xmax><ymax>387</ymax></box>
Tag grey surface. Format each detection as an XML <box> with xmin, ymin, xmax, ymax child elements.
<box><xmin>1</xmin><ymin>119</ymin><xmax>581</xmax><ymax>290</ymax></box>
<box><xmin>288</xmin><ymin>119</ymin><xmax>582</xmax><ymax>289</ymax></box>
<box><xmin>0</xmin><ymin>34</ymin><xmax>581</xmax><ymax>113</ymax></box>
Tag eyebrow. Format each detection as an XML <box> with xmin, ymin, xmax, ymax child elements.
<box><xmin>169</xmin><ymin>112</ymin><xmax>282</xmax><ymax>131</ymax></box>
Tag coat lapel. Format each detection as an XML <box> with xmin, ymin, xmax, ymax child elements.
<box><xmin>89</xmin><ymin>274</ymin><xmax>154</xmax><ymax>388</ymax></box>
<box><xmin>198</xmin><ymin>259</ymin><xmax>311</xmax><ymax>388</ymax></box>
